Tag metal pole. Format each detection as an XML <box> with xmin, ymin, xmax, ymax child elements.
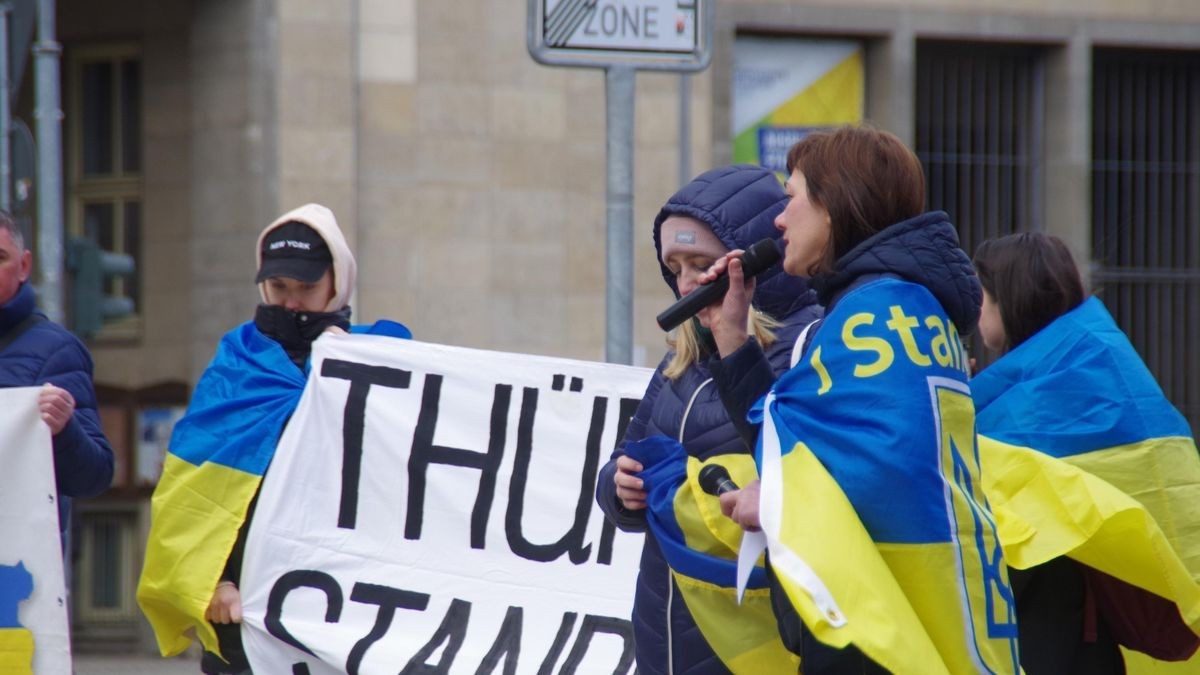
<box><xmin>0</xmin><ymin>4</ymin><xmax>11</xmax><ymax>213</ymax></box>
<box><xmin>605</xmin><ymin>66</ymin><xmax>635</xmax><ymax>365</ymax></box>
<box><xmin>678</xmin><ymin>73</ymin><xmax>691</xmax><ymax>186</ymax></box>
<box><xmin>34</xmin><ymin>0</ymin><xmax>62</xmax><ymax>323</ymax></box>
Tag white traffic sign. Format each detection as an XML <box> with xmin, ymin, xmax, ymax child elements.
<box><xmin>528</xmin><ymin>0</ymin><xmax>712</xmax><ymax>71</ymax></box>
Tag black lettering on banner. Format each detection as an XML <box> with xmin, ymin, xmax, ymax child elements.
<box><xmin>321</xmin><ymin>359</ymin><xmax>413</xmax><ymax>530</ymax></box>
<box><xmin>536</xmin><ymin>612</ymin><xmax>578</xmax><ymax>675</ymax></box>
<box><xmin>559</xmin><ymin>615</ymin><xmax>636</xmax><ymax>675</ymax></box>
<box><xmin>597</xmin><ymin>396</ymin><xmax>642</xmax><ymax>566</ymax></box>
<box><xmin>265</xmin><ymin>570</ymin><xmax>344</xmax><ymax>657</ymax></box>
<box><xmin>345</xmin><ymin>582</ymin><xmax>431</xmax><ymax>675</ymax></box>
<box><xmin>506</xmin><ymin>390</ymin><xmax>604</xmax><ymax>563</ymax></box>
<box><xmin>400</xmin><ymin>598</ymin><xmax>472</xmax><ymax>675</ymax></box>
<box><xmin>407</xmin><ymin>376</ymin><xmax>510</xmax><ymax>548</ymax></box>
<box><xmin>474</xmin><ymin>606</ymin><xmax>523</xmax><ymax>675</ymax></box>
<box><xmin>292</xmin><ymin>665</ymin><xmax>310</xmax><ymax>675</ymax></box>
<box><xmin>613</xmin><ymin>397</ymin><xmax>640</xmax><ymax>453</ymax></box>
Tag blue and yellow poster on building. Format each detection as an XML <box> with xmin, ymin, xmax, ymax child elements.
<box><xmin>732</xmin><ymin>37</ymin><xmax>864</xmax><ymax>173</ymax></box>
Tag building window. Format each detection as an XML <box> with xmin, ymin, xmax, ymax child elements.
<box><xmin>1092</xmin><ymin>48</ymin><xmax>1200</xmax><ymax>434</ymax></box>
<box><xmin>67</xmin><ymin>45</ymin><xmax>142</xmax><ymax>337</ymax></box>
<box><xmin>915</xmin><ymin>41</ymin><xmax>1045</xmax><ymax>255</ymax></box>
<box><xmin>75</xmin><ymin>508</ymin><xmax>138</xmax><ymax>623</ymax></box>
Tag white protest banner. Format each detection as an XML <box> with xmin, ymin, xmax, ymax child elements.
<box><xmin>241</xmin><ymin>335</ymin><xmax>653</xmax><ymax>674</ymax></box>
<box><xmin>0</xmin><ymin>387</ymin><xmax>71</xmax><ymax>674</ymax></box>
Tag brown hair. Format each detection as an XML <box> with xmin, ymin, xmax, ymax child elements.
<box><xmin>786</xmin><ymin>125</ymin><xmax>926</xmax><ymax>273</ymax></box>
<box><xmin>973</xmin><ymin>232</ymin><xmax>1085</xmax><ymax>353</ymax></box>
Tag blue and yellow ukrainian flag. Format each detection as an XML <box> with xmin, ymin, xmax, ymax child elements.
<box><xmin>136</xmin><ymin>322</ymin><xmax>308</xmax><ymax>658</ymax></box>
<box><xmin>759</xmin><ymin>278</ymin><xmax>1020</xmax><ymax>675</ymax></box>
<box><xmin>137</xmin><ymin>320</ymin><xmax>412</xmax><ymax>659</ymax></box>
<box><xmin>973</xmin><ymin>296</ymin><xmax>1200</xmax><ymax>666</ymax></box>
<box><xmin>625</xmin><ymin>436</ymin><xmax>800</xmax><ymax>673</ymax></box>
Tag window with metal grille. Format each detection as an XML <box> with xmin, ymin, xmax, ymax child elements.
<box><xmin>76</xmin><ymin>509</ymin><xmax>137</xmax><ymax>623</ymax></box>
<box><xmin>916</xmin><ymin>41</ymin><xmax>1045</xmax><ymax>251</ymax></box>
<box><xmin>1092</xmin><ymin>48</ymin><xmax>1200</xmax><ymax>435</ymax></box>
<box><xmin>67</xmin><ymin>44</ymin><xmax>142</xmax><ymax>338</ymax></box>
<box><xmin>915</xmin><ymin>41</ymin><xmax>1045</xmax><ymax>365</ymax></box>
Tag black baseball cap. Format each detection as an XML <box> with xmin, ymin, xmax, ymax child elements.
<box><xmin>255</xmin><ymin>221</ymin><xmax>332</xmax><ymax>283</ymax></box>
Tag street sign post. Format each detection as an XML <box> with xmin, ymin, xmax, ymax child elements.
<box><xmin>527</xmin><ymin>0</ymin><xmax>712</xmax><ymax>365</ymax></box>
<box><xmin>528</xmin><ymin>0</ymin><xmax>712</xmax><ymax>72</ymax></box>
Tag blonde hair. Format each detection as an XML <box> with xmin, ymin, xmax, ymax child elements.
<box><xmin>663</xmin><ymin>310</ymin><xmax>781</xmax><ymax>380</ymax></box>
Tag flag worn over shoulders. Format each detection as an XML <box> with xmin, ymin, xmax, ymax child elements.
<box><xmin>625</xmin><ymin>435</ymin><xmax>799</xmax><ymax>674</ymax></box>
<box><xmin>759</xmin><ymin>277</ymin><xmax>1020</xmax><ymax>675</ymax></box>
<box><xmin>136</xmin><ymin>319</ymin><xmax>412</xmax><ymax>658</ymax></box>
<box><xmin>136</xmin><ymin>321</ymin><xmax>306</xmax><ymax>657</ymax></box>
<box><xmin>974</xmin><ymin>296</ymin><xmax>1200</xmax><ymax>663</ymax></box>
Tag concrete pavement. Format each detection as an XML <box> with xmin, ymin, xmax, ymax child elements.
<box><xmin>74</xmin><ymin>652</ymin><xmax>199</xmax><ymax>674</ymax></box>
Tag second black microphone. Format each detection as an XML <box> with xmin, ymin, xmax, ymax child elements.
<box><xmin>656</xmin><ymin>238</ymin><xmax>782</xmax><ymax>332</ymax></box>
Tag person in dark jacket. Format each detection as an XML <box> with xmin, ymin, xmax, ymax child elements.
<box><xmin>709</xmin><ymin>126</ymin><xmax>1016</xmax><ymax>674</ymax></box>
<box><xmin>0</xmin><ymin>211</ymin><xmax>114</xmax><ymax>551</ymax></box>
<box><xmin>595</xmin><ymin>164</ymin><xmax>822</xmax><ymax>675</ymax></box>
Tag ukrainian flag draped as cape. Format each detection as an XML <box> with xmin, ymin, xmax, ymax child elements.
<box><xmin>137</xmin><ymin>322</ymin><xmax>307</xmax><ymax>657</ymax></box>
<box><xmin>137</xmin><ymin>320</ymin><xmax>411</xmax><ymax>657</ymax></box>
<box><xmin>625</xmin><ymin>436</ymin><xmax>800</xmax><ymax>673</ymax></box>
<box><xmin>973</xmin><ymin>296</ymin><xmax>1200</xmax><ymax>666</ymax></box>
<box><xmin>758</xmin><ymin>278</ymin><xmax>1020</xmax><ymax>675</ymax></box>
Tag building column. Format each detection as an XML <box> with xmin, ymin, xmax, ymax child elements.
<box><xmin>189</xmin><ymin>0</ymin><xmax>279</xmax><ymax>379</ymax></box>
<box><xmin>1043</xmin><ymin>33</ymin><xmax>1092</xmax><ymax>284</ymax></box>
<box><xmin>866</xmin><ymin>20</ymin><xmax>915</xmax><ymax>146</ymax></box>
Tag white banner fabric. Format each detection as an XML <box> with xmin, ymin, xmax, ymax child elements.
<box><xmin>241</xmin><ymin>335</ymin><xmax>653</xmax><ymax>674</ymax></box>
<box><xmin>0</xmin><ymin>387</ymin><xmax>71</xmax><ymax>674</ymax></box>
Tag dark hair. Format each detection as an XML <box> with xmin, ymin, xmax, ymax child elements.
<box><xmin>786</xmin><ymin>125</ymin><xmax>925</xmax><ymax>272</ymax></box>
<box><xmin>973</xmin><ymin>232</ymin><xmax>1085</xmax><ymax>352</ymax></box>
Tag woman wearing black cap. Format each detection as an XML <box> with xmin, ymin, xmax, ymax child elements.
<box><xmin>199</xmin><ymin>204</ymin><xmax>358</xmax><ymax>673</ymax></box>
<box><xmin>138</xmin><ymin>204</ymin><xmax>411</xmax><ymax>675</ymax></box>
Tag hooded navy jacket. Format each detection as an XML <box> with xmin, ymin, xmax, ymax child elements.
<box><xmin>809</xmin><ymin>210</ymin><xmax>980</xmax><ymax>333</ymax></box>
<box><xmin>595</xmin><ymin>165</ymin><xmax>822</xmax><ymax>675</ymax></box>
<box><xmin>0</xmin><ymin>282</ymin><xmax>114</xmax><ymax>540</ymax></box>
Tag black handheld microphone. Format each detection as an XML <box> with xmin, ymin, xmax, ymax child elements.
<box><xmin>656</xmin><ymin>238</ymin><xmax>782</xmax><ymax>332</ymax></box>
<box><xmin>698</xmin><ymin>464</ymin><xmax>740</xmax><ymax>497</ymax></box>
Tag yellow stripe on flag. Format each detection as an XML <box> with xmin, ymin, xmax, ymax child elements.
<box><xmin>667</xmin><ymin>454</ymin><xmax>797</xmax><ymax>673</ymax></box>
<box><xmin>981</xmin><ymin>436</ymin><xmax>1200</xmax><ymax>635</ymax></box>
<box><xmin>771</xmin><ymin>442</ymin><xmax>951</xmax><ymax>675</ymax></box>
<box><xmin>137</xmin><ymin>453</ymin><xmax>263</xmax><ymax>657</ymax></box>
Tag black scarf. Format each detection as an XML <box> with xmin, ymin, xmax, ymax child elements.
<box><xmin>254</xmin><ymin>304</ymin><xmax>351</xmax><ymax>370</ymax></box>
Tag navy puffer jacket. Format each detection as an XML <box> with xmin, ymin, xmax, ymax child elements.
<box><xmin>0</xmin><ymin>283</ymin><xmax>114</xmax><ymax>540</ymax></box>
<box><xmin>596</xmin><ymin>165</ymin><xmax>822</xmax><ymax>675</ymax></box>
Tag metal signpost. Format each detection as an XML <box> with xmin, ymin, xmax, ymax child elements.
<box><xmin>528</xmin><ymin>0</ymin><xmax>712</xmax><ymax>365</ymax></box>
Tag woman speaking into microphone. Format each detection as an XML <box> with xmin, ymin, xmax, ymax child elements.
<box><xmin>708</xmin><ymin>125</ymin><xmax>1019</xmax><ymax>675</ymax></box>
